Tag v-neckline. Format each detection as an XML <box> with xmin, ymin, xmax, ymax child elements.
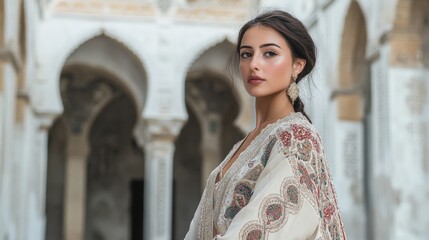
<box><xmin>215</xmin><ymin>112</ymin><xmax>299</xmax><ymax>184</ymax></box>
<box><xmin>215</xmin><ymin>132</ymin><xmax>251</xmax><ymax>183</ymax></box>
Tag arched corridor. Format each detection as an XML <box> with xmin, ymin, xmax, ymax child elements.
<box><xmin>46</xmin><ymin>34</ymin><xmax>148</xmax><ymax>240</ymax></box>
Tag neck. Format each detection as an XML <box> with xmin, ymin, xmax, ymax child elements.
<box><xmin>254</xmin><ymin>91</ymin><xmax>294</xmax><ymax>129</ymax></box>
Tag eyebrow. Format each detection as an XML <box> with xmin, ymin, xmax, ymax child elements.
<box><xmin>240</xmin><ymin>43</ymin><xmax>282</xmax><ymax>50</ymax></box>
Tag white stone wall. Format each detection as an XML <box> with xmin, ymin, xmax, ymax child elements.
<box><xmin>0</xmin><ymin>0</ymin><xmax>46</xmax><ymax>240</ymax></box>
<box><xmin>0</xmin><ymin>62</ymin><xmax>19</xmax><ymax>239</ymax></box>
<box><xmin>0</xmin><ymin>0</ymin><xmax>22</xmax><ymax>238</ymax></box>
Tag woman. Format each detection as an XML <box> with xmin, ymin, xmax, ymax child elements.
<box><xmin>185</xmin><ymin>10</ymin><xmax>346</xmax><ymax>240</ymax></box>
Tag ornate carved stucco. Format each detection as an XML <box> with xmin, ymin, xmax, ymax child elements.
<box><xmin>53</xmin><ymin>0</ymin><xmax>157</xmax><ymax>17</ymax></box>
<box><xmin>176</xmin><ymin>0</ymin><xmax>259</xmax><ymax>22</ymax></box>
<box><xmin>60</xmin><ymin>66</ymin><xmax>119</xmax><ymax>134</ymax></box>
<box><xmin>52</xmin><ymin>0</ymin><xmax>259</xmax><ymax>20</ymax></box>
<box><xmin>143</xmin><ymin>118</ymin><xmax>184</xmax><ymax>142</ymax></box>
<box><xmin>406</xmin><ymin>78</ymin><xmax>427</xmax><ymax>115</ymax></box>
<box><xmin>186</xmin><ymin>72</ymin><xmax>234</xmax><ymax>117</ymax></box>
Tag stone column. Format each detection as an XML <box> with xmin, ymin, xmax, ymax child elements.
<box><xmin>333</xmin><ymin>118</ymin><xmax>365</xmax><ymax>239</ymax></box>
<box><xmin>63</xmin><ymin>132</ymin><xmax>89</xmax><ymax>240</ymax></box>
<box><xmin>388</xmin><ymin>67</ymin><xmax>429</xmax><ymax>240</ymax></box>
<box><xmin>35</xmin><ymin>120</ymin><xmax>50</xmax><ymax>240</ymax></box>
<box><xmin>332</xmin><ymin>91</ymin><xmax>367</xmax><ymax>239</ymax></box>
<box><xmin>143</xmin><ymin>118</ymin><xmax>184</xmax><ymax>240</ymax></box>
<box><xmin>31</xmin><ymin>114</ymin><xmax>58</xmax><ymax>240</ymax></box>
<box><xmin>386</xmin><ymin>24</ymin><xmax>429</xmax><ymax>239</ymax></box>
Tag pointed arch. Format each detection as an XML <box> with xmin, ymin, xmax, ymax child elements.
<box><xmin>184</xmin><ymin>37</ymin><xmax>236</xmax><ymax>74</ymax></box>
<box><xmin>62</xmin><ymin>33</ymin><xmax>148</xmax><ymax>112</ymax></box>
<box><xmin>337</xmin><ymin>1</ymin><xmax>369</xmax><ymax>121</ymax></box>
<box><xmin>188</xmin><ymin>40</ymin><xmax>237</xmax><ymax>93</ymax></box>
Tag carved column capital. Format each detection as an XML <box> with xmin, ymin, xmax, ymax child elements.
<box><xmin>35</xmin><ymin>112</ymin><xmax>61</xmax><ymax>131</ymax></box>
<box><xmin>142</xmin><ymin>118</ymin><xmax>185</xmax><ymax>142</ymax></box>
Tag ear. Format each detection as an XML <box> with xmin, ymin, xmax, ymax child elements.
<box><xmin>292</xmin><ymin>58</ymin><xmax>306</xmax><ymax>76</ymax></box>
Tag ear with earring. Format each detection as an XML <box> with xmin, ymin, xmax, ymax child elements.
<box><xmin>287</xmin><ymin>74</ymin><xmax>299</xmax><ymax>104</ymax></box>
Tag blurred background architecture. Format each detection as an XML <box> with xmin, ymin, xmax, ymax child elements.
<box><xmin>0</xmin><ymin>0</ymin><xmax>428</xmax><ymax>239</ymax></box>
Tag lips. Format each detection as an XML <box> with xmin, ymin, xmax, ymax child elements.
<box><xmin>248</xmin><ymin>75</ymin><xmax>265</xmax><ymax>84</ymax></box>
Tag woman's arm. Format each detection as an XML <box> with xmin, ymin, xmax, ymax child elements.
<box><xmin>215</xmin><ymin>132</ymin><xmax>320</xmax><ymax>239</ymax></box>
<box><xmin>215</xmin><ymin>124</ymin><xmax>346</xmax><ymax>240</ymax></box>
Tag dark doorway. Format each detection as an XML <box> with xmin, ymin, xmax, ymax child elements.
<box><xmin>130</xmin><ymin>179</ymin><xmax>144</xmax><ymax>240</ymax></box>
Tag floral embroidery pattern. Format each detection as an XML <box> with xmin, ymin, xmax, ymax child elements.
<box><xmin>244</xmin><ymin>164</ymin><xmax>264</xmax><ymax>182</ymax></box>
<box><xmin>240</xmin><ymin>221</ymin><xmax>265</xmax><ymax>240</ymax></box>
<box><xmin>291</xmin><ymin>124</ymin><xmax>312</xmax><ymax>140</ymax></box>
<box><xmin>196</xmin><ymin>113</ymin><xmax>345</xmax><ymax>240</ymax></box>
<box><xmin>278</xmin><ymin>123</ymin><xmax>346</xmax><ymax>239</ymax></box>
<box><xmin>297</xmin><ymin>163</ymin><xmax>318</xmax><ymax>195</ymax></box>
<box><xmin>323</xmin><ymin>202</ymin><xmax>336</xmax><ymax>222</ymax></box>
<box><xmin>297</xmin><ymin>139</ymin><xmax>312</xmax><ymax>160</ymax></box>
<box><xmin>240</xmin><ymin>178</ymin><xmax>303</xmax><ymax>239</ymax></box>
<box><xmin>260</xmin><ymin>195</ymin><xmax>287</xmax><ymax>230</ymax></box>
<box><xmin>279</xmin><ymin>130</ymin><xmax>292</xmax><ymax>147</ymax></box>
<box><xmin>280</xmin><ymin>179</ymin><xmax>303</xmax><ymax>214</ymax></box>
<box><xmin>328</xmin><ymin>223</ymin><xmax>341</xmax><ymax>240</ymax></box>
<box><xmin>225</xmin><ymin>137</ymin><xmax>277</xmax><ymax>220</ymax></box>
<box><xmin>235</xmin><ymin>183</ymin><xmax>253</xmax><ymax>206</ymax></box>
<box><xmin>285</xmin><ymin>184</ymin><xmax>299</xmax><ymax>204</ymax></box>
<box><xmin>311</xmin><ymin>135</ymin><xmax>321</xmax><ymax>153</ymax></box>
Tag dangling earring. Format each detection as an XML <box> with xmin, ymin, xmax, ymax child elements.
<box><xmin>287</xmin><ymin>75</ymin><xmax>299</xmax><ymax>105</ymax></box>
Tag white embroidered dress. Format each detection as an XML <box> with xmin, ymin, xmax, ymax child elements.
<box><xmin>185</xmin><ymin>112</ymin><xmax>346</xmax><ymax>240</ymax></box>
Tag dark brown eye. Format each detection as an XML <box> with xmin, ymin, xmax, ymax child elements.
<box><xmin>264</xmin><ymin>51</ymin><xmax>277</xmax><ymax>57</ymax></box>
<box><xmin>240</xmin><ymin>52</ymin><xmax>252</xmax><ymax>59</ymax></box>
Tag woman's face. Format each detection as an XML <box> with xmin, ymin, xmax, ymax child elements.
<box><xmin>239</xmin><ymin>25</ymin><xmax>305</xmax><ymax>98</ymax></box>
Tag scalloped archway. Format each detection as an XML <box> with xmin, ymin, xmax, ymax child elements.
<box><xmin>46</xmin><ymin>34</ymin><xmax>148</xmax><ymax>240</ymax></box>
<box><xmin>62</xmin><ymin>34</ymin><xmax>147</xmax><ymax>112</ymax></box>
<box><xmin>42</xmin><ymin>29</ymin><xmax>150</xmax><ymax>118</ymax></box>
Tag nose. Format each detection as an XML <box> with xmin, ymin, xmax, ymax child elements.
<box><xmin>249</xmin><ymin>55</ymin><xmax>260</xmax><ymax>71</ymax></box>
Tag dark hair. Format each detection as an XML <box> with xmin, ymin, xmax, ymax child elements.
<box><xmin>234</xmin><ymin>10</ymin><xmax>316</xmax><ymax>123</ymax></box>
